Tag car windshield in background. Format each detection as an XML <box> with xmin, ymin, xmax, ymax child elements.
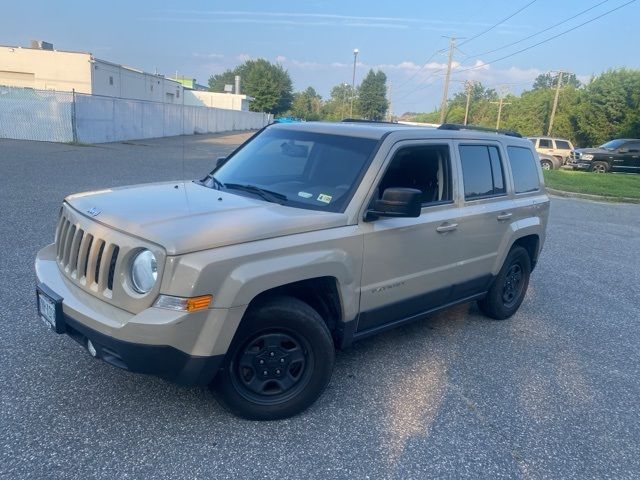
<box><xmin>204</xmin><ymin>129</ymin><xmax>378</xmax><ymax>212</ymax></box>
<box><xmin>600</xmin><ymin>139</ymin><xmax>626</xmax><ymax>150</ymax></box>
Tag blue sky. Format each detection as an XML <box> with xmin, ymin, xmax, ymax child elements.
<box><xmin>2</xmin><ymin>0</ymin><xmax>639</xmax><ymax>113</ymax></box>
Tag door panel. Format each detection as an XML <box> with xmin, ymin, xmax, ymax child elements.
<box><xmin>359</xmin><ymin>206</ymin><xmax>472</xmax><ymax>331</ymax></box>
<box><xmin>622</xmin><ymin>142</ymin><xmax>640</xmax><ymax>170</ymax></box>
<box><xmin>358</xmin><ymin>140</ymin><xmax>472</xmax><ymax>332</ymax></box>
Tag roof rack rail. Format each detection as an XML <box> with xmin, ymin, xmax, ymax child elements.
<box><xmin>341</xmin><ymin>118</ymin><xmax>398</xmax><ymax>124</ymax></box>
<box><xmin>438</xmin><ymin>123</ymin><xmax>522</xmax><ymax>138</ymax></box>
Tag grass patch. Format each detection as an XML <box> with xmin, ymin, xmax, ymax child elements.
<box><xmin>543</xmin><ymin>170</ymin><xmax>640</xmax><ymax>199</ymax></box>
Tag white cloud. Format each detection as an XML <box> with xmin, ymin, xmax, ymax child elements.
<box><xmin>153</xmin><ymin>10</ymin><xmax>530</xmax><ymax>32</ymax></box>
<box><xmin>192</xmin><ymin>52</ymin><xmax>224</xmax><ymax>59</ymax></box>
<box><xmin>275</xmin><ymin>55</ymin><xmax>287</xmax><ymax>63</ymax></box>
<box><xmin>236</xmin><ymin>53</ymin><xmax>251</xmax><ymax>62</ymax></box>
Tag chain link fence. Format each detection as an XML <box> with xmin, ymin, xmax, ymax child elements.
<box><xmin>0</xmin><ymin>85</ymin><xmax>272</xmax><ymax>144</ymax></box>
<box><xmin>0</xmin><ymin>85</ymin><xmax>74</xmax><ymax>142</ymax></box>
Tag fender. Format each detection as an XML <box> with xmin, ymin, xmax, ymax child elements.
<box><xmin>217</xmin><ymin>248</ymin><xmax>359</xmax><ymax>320</ymax></box>
<box><xmin>492</xmin><ymin>216</ymin><xmax>544</xmax><ymax>274</ymax></box>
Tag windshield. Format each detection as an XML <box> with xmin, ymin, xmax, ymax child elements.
<box><xmin>599</xmin><ymin>139</ymin><xmax>626</xmax><ymax>150</ymax></box>
<box><xmin>203</xmin><ymin>128</ymin><xmax>379</xmax><ymax>212</ymax></box>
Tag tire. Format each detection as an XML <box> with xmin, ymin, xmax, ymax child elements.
<box><xmin>478</xmin><ymin>246</ymin><xmax>531</xmax><ymax>320</ymax></box>
<box><xmin>212</xmin><ymin>296</ymin><xmax>335</xmax><ymax>420</ymax></box>
<box><xmin>540</xmin><ymin>159</ymin><xmax>554</xmax><ymax>171</ymax></box>
<box><xmin>591</xmin><ymin>161</ymin><xmax>608</xmax><ymax>173</ymax></box>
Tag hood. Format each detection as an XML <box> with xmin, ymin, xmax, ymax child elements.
<box><xmin>65</xmin><ymin>181</ymin><xmax>348</xmax><ymax>255</ymax></box>
<box><xmin>575</xmin><ymin>147</ymin><xmax>608</xmax><ymax>154</ymax></box>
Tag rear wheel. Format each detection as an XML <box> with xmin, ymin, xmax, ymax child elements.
<box><xmin>212</xmin><ymin>296</ymin><xmax>334</xmax><ymax>420</ymax></box>
<box><xmin>540</xmin><ymin>159</ymin><xmax>554</xmax><ymax>171</ymax></box>
<box><xmin>592</xmin><ymin>161</ymin><xmax>608</xmax><ymax>173</ymax></box>
<box><xmin>478</xmin><ymin>246</ymin><xmax>531</xmax><ymax>320</ymax></box>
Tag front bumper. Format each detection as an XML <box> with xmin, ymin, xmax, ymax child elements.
<box><xmin>567</xmin><ymin>161</ymin><xmax>592</xmax><ymax>171</ymax></box>
<box><xmin>60</xmin><ymin>309</ymin><xmax>224</xmax><ymax>385</ymax></box>
<box><xmin>35</xmin><ymin>244</ymin><xmax>244</xmax><ymax>386</ymax></box>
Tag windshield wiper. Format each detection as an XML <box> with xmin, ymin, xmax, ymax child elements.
<box><xmin>209</xmin><ymin>175</ymin><xmax>225</xmax><ymax>190</ymax></box>
<box><xmin>224</xmin><ymin>183</ymin><xmax>288</xmax><ymax>204</ymax></box>
<box><xmin>198</xmin><ymin>173</ymin><xmax>225</xmax><ymax>190</ymax></box>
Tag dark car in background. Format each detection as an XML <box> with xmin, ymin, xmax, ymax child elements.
<box><xmin>570</xmin><ymin>139</ymin><xmax>640</xmax><ymax>173</ymax></box>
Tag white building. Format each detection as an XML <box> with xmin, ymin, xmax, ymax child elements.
<box><xmin>0</xmin><ymin>43</ymin><xmax>251</xmax><ymax>110</ymax></box>
<box><xmin>184</xmin><ymin>91</ymin><xmax>252</xmax><ymax>111</ymax></box>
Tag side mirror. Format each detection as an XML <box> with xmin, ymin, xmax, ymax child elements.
<box><xmin>215</xmin><ymin>156</ymin><xmax>227</xmax><ymax>169</ymax></box>
<box><xmin>365</xmin><ymin>188</ymin><xmax>422</xmax><ymax>221</ymax></box>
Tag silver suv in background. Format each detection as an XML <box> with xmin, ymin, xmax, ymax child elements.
<box><xmin>529</xmin><ymin>136</ymin><xmax>574</xmax><ymax>164</ymax></box>
<box><xmin>35</xmin><ymin>121</ymin><xmax>549</xmax><ymax>420</ymax></box>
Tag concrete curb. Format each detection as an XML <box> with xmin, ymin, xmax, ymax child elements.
<box><xmin>547</xmin><ymin>187</ymin><xmax>640</xmax><ymax>204</ymax></box>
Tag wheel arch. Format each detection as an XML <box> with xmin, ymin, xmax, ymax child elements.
<box><xmin>493</xmin><ymin>219</ymin><xmax>543</xmax><ymax>275</ymax></box>
<box><xmin>246</xmin><ymin>276</ymin><xmax>344</xmax><ymax>338</ymax></box>
<box><xmin>512</xmin><ymin>234</ymin><xmax>540</xmax><ymax>270</ymax></box>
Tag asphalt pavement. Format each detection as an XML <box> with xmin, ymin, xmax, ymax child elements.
<box><xmin>1</xmin><ymin>133</ymin><xmax>639</xmax><ymax>479</ymax></box>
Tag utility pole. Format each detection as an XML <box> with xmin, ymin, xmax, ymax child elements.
<box><xmin>439</xmin><ymin>37</ymin><xmax>456</xmax><ymax>124</ymax></box>
<box><xmin>491</xmin><ymin>87</ymin><xmax>511</xmax><ymax>130</ymax></box>
<box><xmin>547</xmin><ymin>71</ymin><xmax>567</xmax><ymax>136</ymax></box>
<box><xmin>463</xmin><ymin>80</ymin><xmax>474</xmax><ymax>125</ymax></box>
<box><xmin>340</xmin><ymin>83</ymin><xmax>349</xmax><ymax>120</ymax></box>
<box><xmin>387</xmin><ymin>81</ymin><xmax>392</xmax><ymax>121</ymax></box>
<box><xmin>350</xmin><ymin>48</ymin><xmax>359</xmax><ymax>117</ymax></box>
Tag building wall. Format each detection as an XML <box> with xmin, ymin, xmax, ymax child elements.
<box><xmin>0</xmin><ymin>46</ymin><xmax>92</xmax><ymax>92</ymax></box>
<box><xmin>184</xmin><ymin>90</ymin><xmax>251</xmax><ymax>111</ymax></box>
<box><xmin>90</xmin><ymin>60</ymin><xmax>184</xmax><ymax>103</ymax></box>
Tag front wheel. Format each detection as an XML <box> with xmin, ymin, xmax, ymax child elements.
<box><xmin>212</xmin><ymin>296</ymin><xmax>334</xmax><ymax>420</ymax></box>
<box><xmin>478</xmin><ymin>246</ymin><xmax>531</xmax><ymax>320</ymax></box>
<box><xmin>591</xmin><ymin>161</ymin><xmax>608</xmax><ymax>173</ymax></box>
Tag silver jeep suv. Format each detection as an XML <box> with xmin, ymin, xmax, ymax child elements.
<box><xmin>35</xmin><ymin>122</ymin><xmax>549</xmax><ymax>420</ymax></box>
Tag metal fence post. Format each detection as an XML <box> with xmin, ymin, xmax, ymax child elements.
<box><xmin>71</xmin><ymin>88</ymin><xmax>78</xmax><ymax>143</ymax></box>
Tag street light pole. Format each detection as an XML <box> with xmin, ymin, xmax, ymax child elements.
<box><xmin>350</xmin><ymin>48</ymin><xmax>359</xmax><ymax>117</ymax></box>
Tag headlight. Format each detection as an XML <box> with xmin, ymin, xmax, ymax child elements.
<box><xmin>130</xmin><ymin>249</ymin><xmax>157</xmax><ymax>294</ymax></box>
<box><xmin>581</xmin><ymin>154</ymin><xmax>594</xmax><ymax>160</ymax></box>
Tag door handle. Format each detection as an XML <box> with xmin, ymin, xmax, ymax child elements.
<box><xmin>436</xmin><ymin>222</ymin><xmax>458</xmax><ymax>233</ymax></box>
<box><xmin>497</xmin><ymin>212</ymin><xmax>513</xmax><ymax>221</ymax></box>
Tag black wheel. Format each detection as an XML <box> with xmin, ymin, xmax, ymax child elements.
<box><xmin>591</xmin><ymin>161</ymin><xmax>608</xmax><ymax>173</ymax></box>
<box><xmin>540</xmin><ymin>159</ymin><xmax>554</xmax><ymax>171</ymax></box>
<box><xmin>478</xmin><ymin>246</ymin><xmax>531</xmax><ymax>320</ymax></box>
<box><xmin>212</xmin><ymin>296</ymin><xmax>334</xmax><ymax>420</ymax></box>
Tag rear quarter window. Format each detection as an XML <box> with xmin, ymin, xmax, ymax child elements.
<box><xmin>507</xmin><ymin>146</ymin><xmax>540</xmax><ymax>194</ymax></box>
<box><xmin>555</xmin><ymin>140</ymin><xmax>571</xmax><ymax>150</ymax></box>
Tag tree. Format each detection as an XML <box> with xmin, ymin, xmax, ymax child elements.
<box><xmin>321</xmin><ymin>83</ymin><xmax>357</xmax><ymax>121</ymax></box>
<box><xmin>290</xmin><ymin>87</ymin><xmax>322</xmax><ymax>120</ymax></box>
<box><xmin>405</xmin><ymin>69</ymin><xmax>640</xmax><ymax>146</ymax></box>
<box><xmin>533</xmin><ymin>72</ymin><xmax>581</xmax><ymax>89</ymax></box>
<box><xmin>572</xmin><ymin>69</ymin><xmax>640</xmax><ymax>146</ymax></box>
<box><xmin>208</xmin><ymin>59</ymin><xmax>293</xmax><ymax>114</ymax></box>
<box><xmin>357</xmin><ymin>70</ymin><xmax>389</xmax><ymax>120</ymax></box>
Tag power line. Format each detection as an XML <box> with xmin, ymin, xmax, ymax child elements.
<box><xmin>393</xmin><ymin>66</ymin><xmax>447</xmax><ymax>103</ymax></box>
<box><xmin>394</xmin><ymin>40</ymin><xmax>445</xmax><ymax>91</ymax></box>
<box><xmin>463</xmin><ymin>0</ymin><xmax>611</xmax><ymax>61</ymax></box>
<box><xmin>458</xmin><ymin>0</ymin><xmax>538</xmax><ymax>47</ymax></box>
<box><xmin>393</xmin><ymin>0</ymin><xmax>635</xmax><ymax>109</ymax></box>
<box><xmin>449</xmin><ymin>0</ymin><xmax>636</xmax><ymax>78</ymax></box>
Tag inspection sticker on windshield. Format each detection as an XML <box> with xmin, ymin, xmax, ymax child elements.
<box><xmin>317</xmin><ymin>193</ymin><xmax>332</xmax><ymax>204</ymax></box>
<box><xmin>298</xmin><ymin>191</ymin><xmax>313</xmax><ymax>199</ymax></box>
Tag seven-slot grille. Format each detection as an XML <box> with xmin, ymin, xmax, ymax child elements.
<box><xmin>55</xmin><ymin>213</ymin><xmax>120</xmax><ymax>296</ymax></box>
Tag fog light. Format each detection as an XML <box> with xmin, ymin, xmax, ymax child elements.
<box><xmin>87</xmin><ymin>339</ymin><xmax>97</xmax><ymax>357</ymax></box>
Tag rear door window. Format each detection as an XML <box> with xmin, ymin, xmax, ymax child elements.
<box><xmin>538</xmin><ymin>139</ymin><xmax>552</xmax><ymax>148</ymax></box>
<box><xmin>507</xmin><ymin>146</ymin><xmax>540</xmax><ymax>193</ymax></box>
<box><xmin>555</xmin><ymin>140</ymin><xmax>571</xmax><ymax>150</ymax></box>
<box><xmin>459</xmin><ymin>145</ymin><xmax>506</xmax><ymax>200</ymax></box>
